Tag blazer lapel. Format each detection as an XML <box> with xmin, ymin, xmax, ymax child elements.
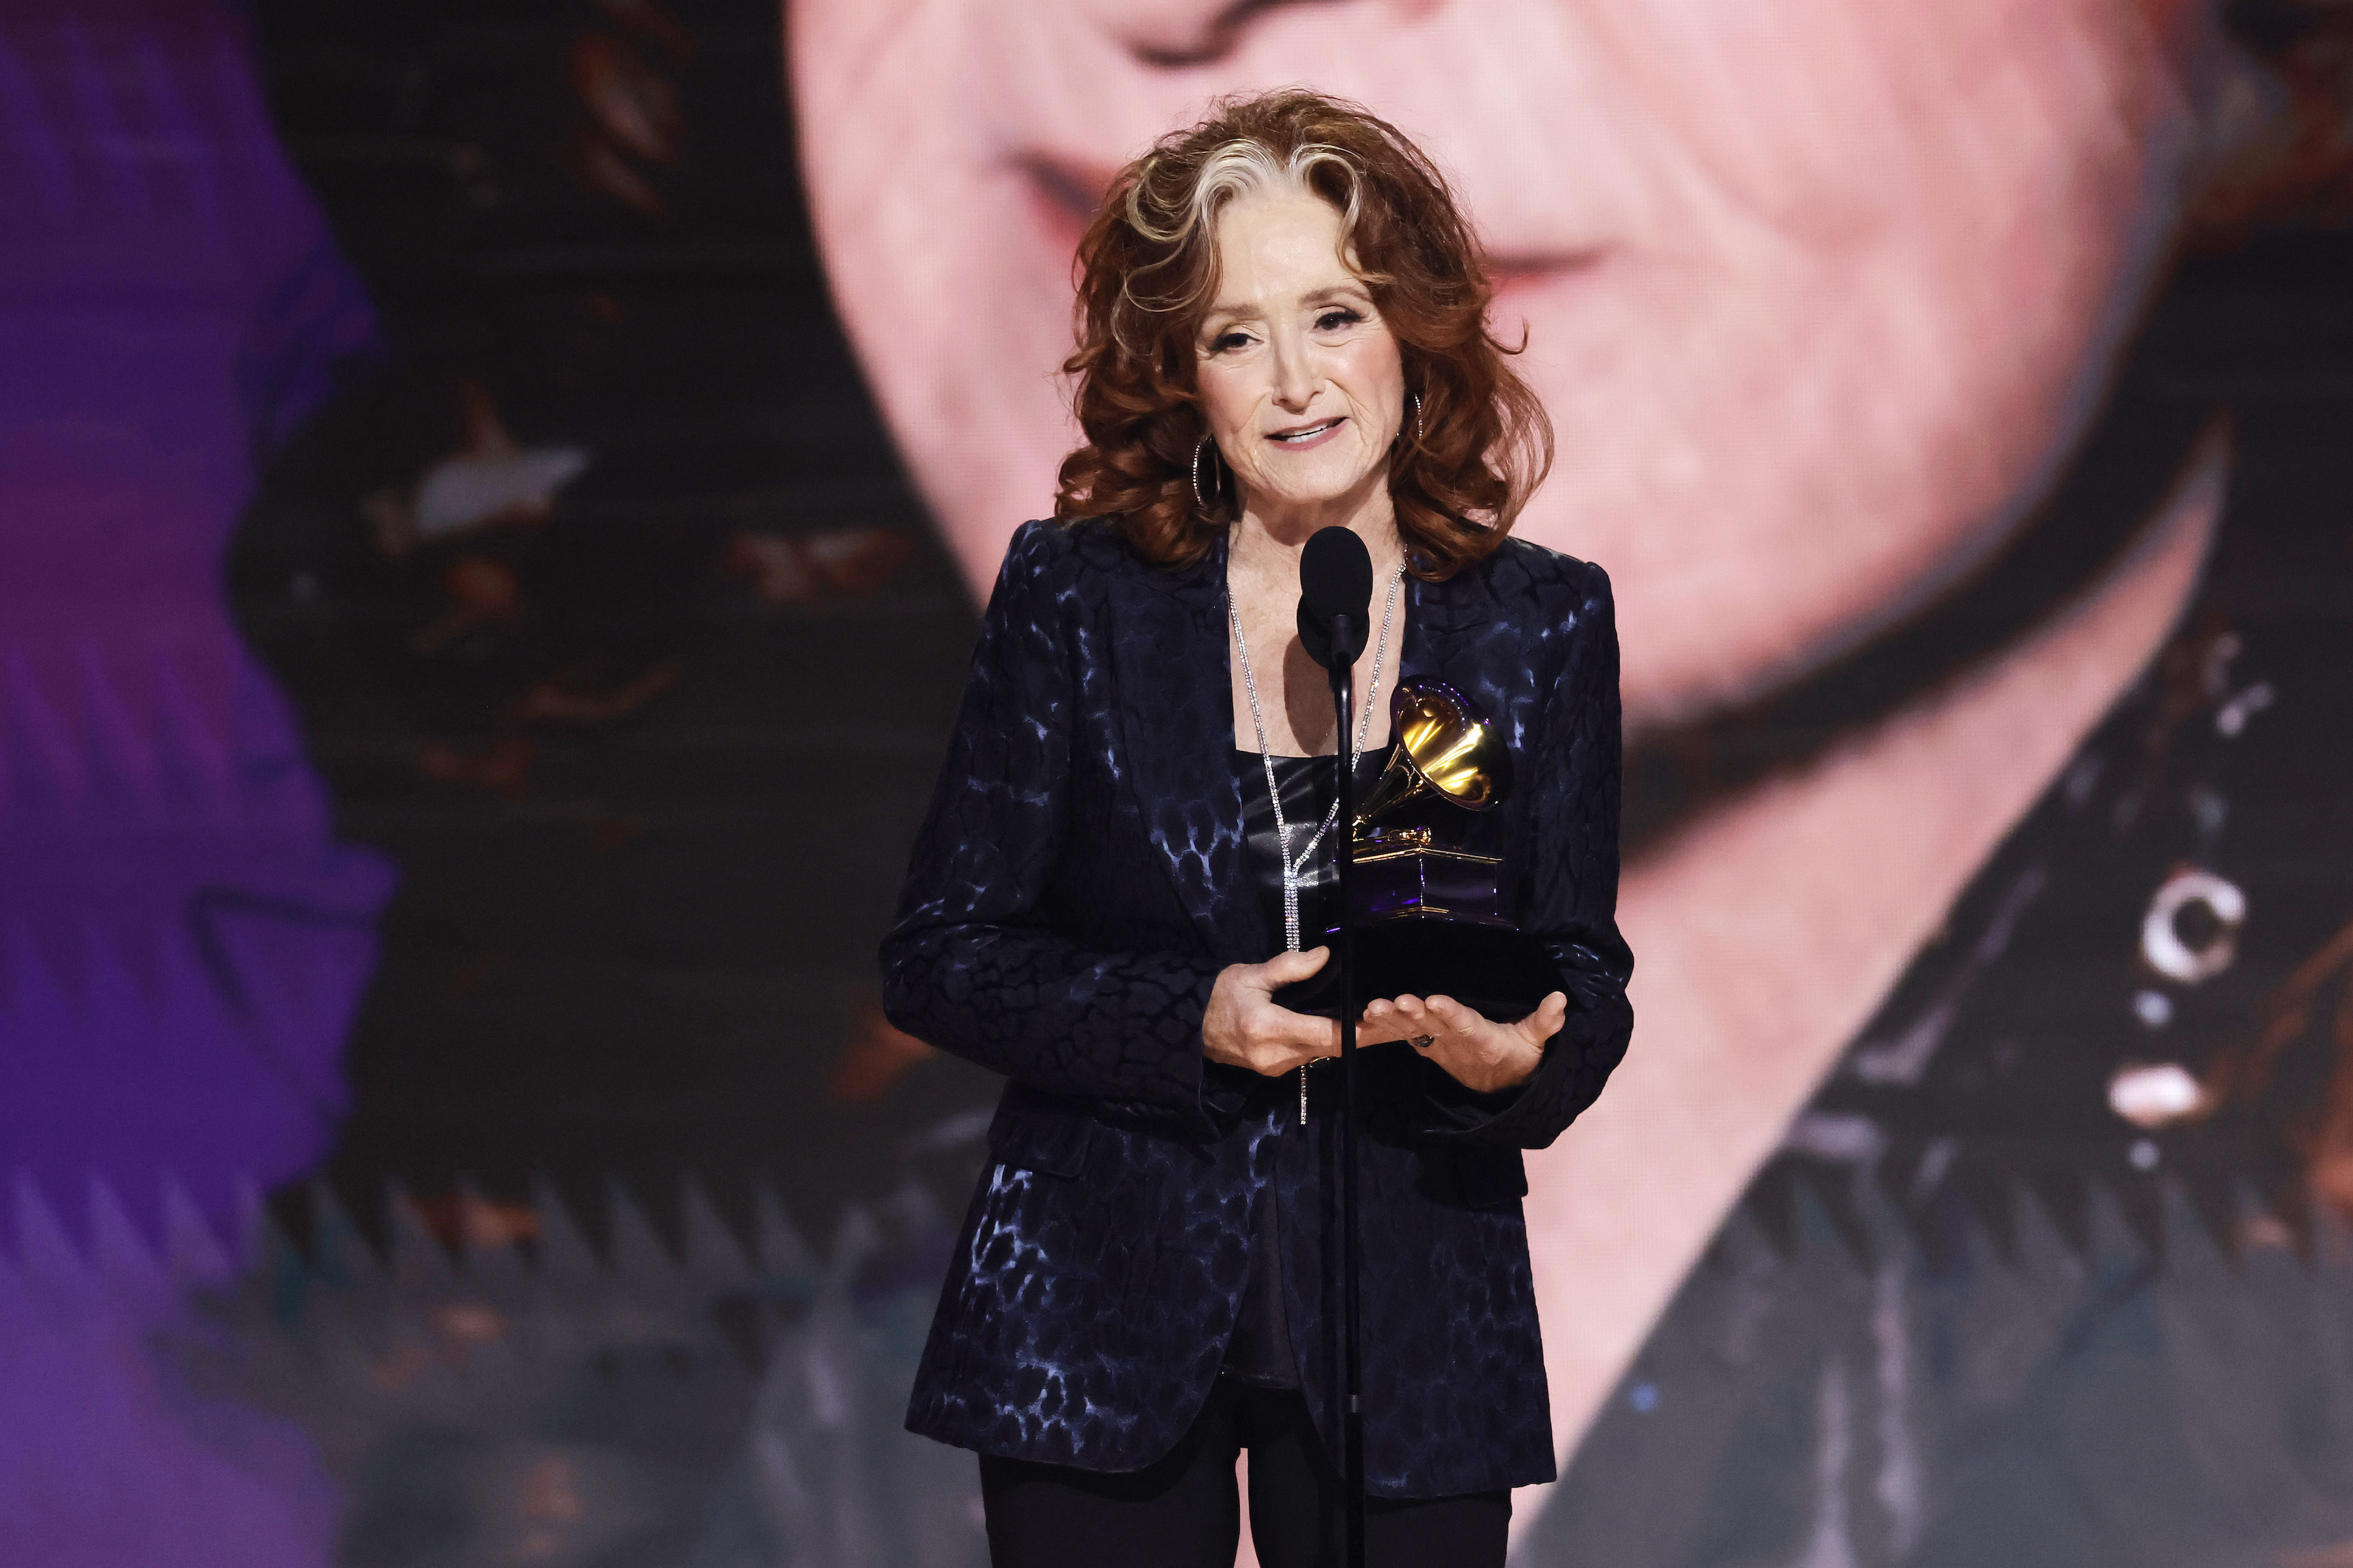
<box><xmin>1401</xmin><ymin>566</ymin><xmax>1496</xmax><ymax>694</ymax></box>
<box><xmin>1105</xmin><ymin>531</ymin><xmax>1260</xmax><ymax>962</ymax></box>
<box><xmin>1399</xmin><ymin>556</ymin><xmax>1544</xmax><ymax>871</ymax></box>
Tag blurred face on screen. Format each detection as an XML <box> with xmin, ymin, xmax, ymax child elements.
<box><xmin>788</xmin><ymin>0</ymin><xmax>2215</xmax><ymax>731</ymax></box>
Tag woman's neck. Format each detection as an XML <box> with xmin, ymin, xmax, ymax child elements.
<box><xmin>1224</xmin><ymin>486</ymin><xmax>1407</xmax><ymax>758</ymax></box>
<box><xmin>1228</xmin><ymin>486</ymin><xmax>1404</xmax><ymax>583</ymax></box>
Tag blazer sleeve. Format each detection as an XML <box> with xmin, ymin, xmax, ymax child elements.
<box><xmin>1425</xmin><ymin>560</ymin><xmax>1636</xmax><ymax>1148</ymax></box>
<box><xmin>877</xmin><ymin>522</ymin><xmax>1227</xmax><ymax>1133</ymax></box>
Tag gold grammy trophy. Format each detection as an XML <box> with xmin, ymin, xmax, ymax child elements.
<box><xmin>1277</xmin><ymin>678</ymin><xmax>1558</xmax><ymax>1022</ymax></box>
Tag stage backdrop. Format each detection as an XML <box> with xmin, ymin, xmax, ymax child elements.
<box><xmin>4</xmin><ymin>1</ymin><xmax>2350</xmax><ymax>1564</ymax></box>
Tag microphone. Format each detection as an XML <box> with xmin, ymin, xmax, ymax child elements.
<box><xmin>1294</xmin><ymin>522</ymin><xmax>1376</xmax><ymax>1565</ymax></box>
<box><xmin>1297</xmin><ymin>525</ymin><xmax>1373</xmax><ymax>670</ymax></box>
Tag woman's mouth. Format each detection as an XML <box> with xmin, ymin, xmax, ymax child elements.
<box><xmin>1268</xmin><ymin>418</ymin><xmax>1345</xmax><ymax>448</ymax></box>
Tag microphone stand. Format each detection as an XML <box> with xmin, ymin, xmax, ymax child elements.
<box><xmin>1327</xmin><ymin>614</ymin><xmax>1368</xmax><ymax>1568</ymax></box>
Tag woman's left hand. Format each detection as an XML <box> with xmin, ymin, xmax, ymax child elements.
<box><xmin>1360</xmin><ymin>991</ymin><xmax>1567</xmax><ymax>1095</ymax></box>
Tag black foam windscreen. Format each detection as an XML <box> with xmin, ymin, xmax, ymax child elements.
<box><xmin>1297</xmin><ymin>526</ymin><xmax>1373</xmax><ymax>669</ymax></box>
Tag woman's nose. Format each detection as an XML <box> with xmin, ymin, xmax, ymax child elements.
<box><xmin>1264</xmin><ymin>331</ymin><xmax>1320</xmax><ymax>409</ymax></box>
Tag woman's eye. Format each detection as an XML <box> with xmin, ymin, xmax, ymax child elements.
<box><xmin>1209</xmin><ymin>331</ymin><xmax>1252</xmax><ymax>354</ymax></box>
<box><xmin>1315</xmin><ymin>309</ymin><xmax>1362</xmax><ymax>332</ymax></box>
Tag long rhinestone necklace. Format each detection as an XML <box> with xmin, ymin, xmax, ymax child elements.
<box><xmin>1229</xmin><ymin>556</ymin><xmax>1405</xmax><ymax>1123</ymax></box>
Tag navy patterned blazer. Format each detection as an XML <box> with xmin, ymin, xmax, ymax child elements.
<box><xmin>882</xmin><ymin>517</ymin><xmax>1633</xmax><ymax>1499</ymax></box>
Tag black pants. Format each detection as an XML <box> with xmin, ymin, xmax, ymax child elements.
<box><xmin>978</xmin><ymin>1376</ymin><xmax>1510</xmax><ymax>1568</ymax></box>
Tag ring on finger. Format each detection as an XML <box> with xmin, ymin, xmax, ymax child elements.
<box><xmin>1410</xmin><ymin>1033</ymin><xmax>1435</xmax><ymax>1050</ymax></box>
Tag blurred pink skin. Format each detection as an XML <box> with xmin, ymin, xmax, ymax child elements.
<box><xmin>788</xmin><ymin>0</ymin><xmax>2220</xmax><ymax>735</ymax></box>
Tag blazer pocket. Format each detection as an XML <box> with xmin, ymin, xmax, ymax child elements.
<box><xmin>1446</xmin><ymin>1145</ymin><xmax>1529</xmax><ymax>1211</ymax></box>
<box><xmin>986</xmin><ymin>1103</ymin><xmax>1100</xmax><ymax>1180</ymax></box>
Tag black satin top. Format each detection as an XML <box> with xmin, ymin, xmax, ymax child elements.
<box><xmin>1224</xmin><ymin>745</ymin><xmax>1391</xmax><ymax>1388</ymax></box>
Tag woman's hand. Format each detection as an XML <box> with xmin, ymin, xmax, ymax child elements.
<box><xmin>1203</xmin><ymin>948</ymin><xmax>1343</xmax><ymax>1077</ymax></box>
<box><xmin>1361</xmin><ymin>991</ymin><xmax>1568</xmax><ymax>1095</ymax></box>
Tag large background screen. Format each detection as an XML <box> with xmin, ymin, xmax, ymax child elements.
<box><xmin>5</xmin><ymin>1</ymin><xmax>2351</xmax><ymax>1563</ymax></box>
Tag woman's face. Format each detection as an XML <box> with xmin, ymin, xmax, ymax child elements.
<box><xmin>789</xmin><ymin>0</ymin><xmax>2218</xmax><ymax>731</ymax></box>
<box><xmin>1194</xmin><ymin>188</ymin><xmax>1407</xmax><ymax>533</ymax></box>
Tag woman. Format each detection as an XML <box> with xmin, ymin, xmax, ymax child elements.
<box><xmin>880</xmin><ymin>92</ymin><xmax>1633</xmax><ymax>1565</ymax></box>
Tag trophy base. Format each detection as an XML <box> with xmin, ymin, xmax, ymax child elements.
<box><xmin>1272</xmin><ymin>915</ymin><xmax>1558</xmax><ymax>1024</ymax></box>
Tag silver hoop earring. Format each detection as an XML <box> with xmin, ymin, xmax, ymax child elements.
<box><xmin>1409</xmin><ymin>390</ymin><xmax>1425</xmax><ymax>444</ymax></box>
<box><xmin>1193</xmin><ymin>437</ymin><xmax>1217</xmax><ymax>515</ymax></box>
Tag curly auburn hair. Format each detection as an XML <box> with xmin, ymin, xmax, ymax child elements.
<box><xmin>1051</xmin><ymin>90</ymin><xmax>1551</xmax><ymax>580</ymax></box>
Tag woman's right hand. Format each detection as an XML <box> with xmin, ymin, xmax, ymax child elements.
<box><xmin>1201</xmin><ymin>948</ymin><xmax>1343</xmax><ymax>1077</ymax></box>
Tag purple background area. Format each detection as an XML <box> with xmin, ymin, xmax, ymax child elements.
<box><xmin>1</xmin><ymin>0</ymin><xmax>391</xmax><ymax>1559</ymax></box>
<box><xmin>0</xmin><ymin>0</ymin><xmax>389</xmax><ymax>1250</ymax></box>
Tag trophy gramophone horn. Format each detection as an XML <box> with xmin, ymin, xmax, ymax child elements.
<box><xmin>1278</xmin><ymin>676</ymin><xmax>1552</xmax><ymax>1022</ymax></box>
<box><xmin>1354</xmin><ymin>678</ymin><xmax>1514</xmax><ymax>832</ymax></box>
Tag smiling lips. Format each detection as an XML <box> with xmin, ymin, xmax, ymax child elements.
<box><xmin>1269</xmin><ymin>417</ymin><xmax>1346</xmax><ymax>446</ymax></box>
